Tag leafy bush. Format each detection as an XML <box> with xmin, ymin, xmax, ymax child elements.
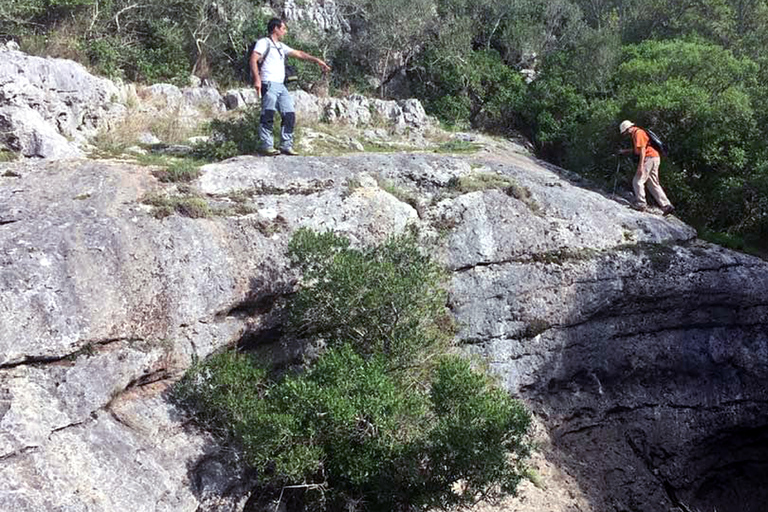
<box><xmin>195</xmin><ymin>106</ymin><xmax>294</xmax><ymax>160</ymax></box>
<box><xmin>194</xmin><ymin>107</ymin><xmax>263</xmax><ymax>159</ymax></box>
<box><xmin>522</xmin><ymin>38</ymin><xmax>768</xmax><ymax>251</ymax></box>
<box><xmin>411</xmin><ymin>47</ymin><xmax>526</xmax><ymax>130</ymax></box>
<box><xmin>151</xmin><ymin>159</ymin><xmax>202</xmax><ymax>183</ymax></box>
<box><xmin>175</xmin><ymin>230</ymin><xmax>532</xmax><ymax>511</ymax></box>
<box><xmin>286</xmin><ymin>228</ymin><xmax>452</xmax><ymax>375</ymax></box>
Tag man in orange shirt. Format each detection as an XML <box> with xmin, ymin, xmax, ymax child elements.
<box><xmin>619</xmin><ymin>120</ymin><xmax>675</xmax><ymax>215</ymax></box>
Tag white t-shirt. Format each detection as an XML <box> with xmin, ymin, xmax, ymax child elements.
<box><xmin>253</xmin><ymin>38</ymin><xmax>294</xmax><ymax>83</ymax></box>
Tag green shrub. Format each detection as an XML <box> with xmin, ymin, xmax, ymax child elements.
<box><xmin>0</xmin><ymin>150</ymin><xmax>19</xmax><ymax>163</ymax></box>
<box><xmin>175</xmin><ymin>229</ymin><xmax>532</xmax><ymax>511</ymax></box>
<box><xmin>195</xmin><ymin>106</ymin><xmax>294</xmax><ymax>159</ymax></box>
<box><xmin>411</xmin><ymin>48</ymin><xmax>526</xmax><ymax>131</ymax></box>
<box><xmin>447</xmin><ymin>172</ymin><xmax>516</xmax><ymax>193</ymax></box>
<box><xmin>86</xmin><ymin>37</ymin><xmax>124</xmax><ymax>79</ymax></box>
<box><xmin>286</xmin><ymin>228</ymin><xmax>452</xmax><ymax>375</ymax></box>
<box><xmin>176</xmin><ymin>348</ymin><xmax>531</xmax><ymax>512</ymax></box>
<box><xmin>142</xmin><ymin>193</ymin><xmax>211</xmax><ymax>219</ymax></box>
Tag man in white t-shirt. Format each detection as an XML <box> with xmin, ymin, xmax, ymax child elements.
<box><xmin>249</xmin><ymin>18</ymin><xmax>331</xmax><ymax>156</ymax></box>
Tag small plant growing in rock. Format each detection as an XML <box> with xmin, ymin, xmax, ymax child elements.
<box><xmin>142</xmin><ymin>192</ymin><xmax>211</xmax><ymax>219</ymax></box>
<box><xmin>0</xmin><ymin>150</ymin><xmax>19</xmax><ymax>163</ymax></box>
<box><xmin>376</xmin><ymin>177</ymin><xmax>424</xmax><ymax>217</ymax></box>
<box><xmin>194</xmin><ymin>106</ymin><xmax>298</xmax><ymax>160</ymax></box>
<box><xmin>505</xmin><ymin>182</ymin><xmax>541</xmax><ymax>213</ymax></box>
<box><xmin>434</xmin><ymin>139</ymin><xmax>482</xmax><ymax>154</ymax></box>
<box><xmin>150</xmin><ymin>158</ymin><xmax>202</xmax><ymax>183</ymax></box>
<box><xmin>448</xmin><ymin>171</ymin><xmax>516</xmax><ymax>193</ymax></box>
<box><xmin>174</xmin><ymin>229</ymin><xmax>533</xmax><ymax>512</ymax></box>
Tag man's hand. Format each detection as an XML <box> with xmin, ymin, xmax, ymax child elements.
<box><xmin>254</xmin><ymin>81</ymin><xmax>261</xmax><ymax>99</ymax></box>
<box><xmin>290</xmin><ymin>50</ymin><xmax>331</xmax><ymax>73</ymax></box>
<box><xmin>317</xmin><ymin>60</ymin><xmax>331</xmax><ymax>73</ymax></box>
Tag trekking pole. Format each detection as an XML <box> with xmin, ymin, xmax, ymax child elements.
<box><xmin>612</xmin><ymin>155</ymin><xmax>621</xmax><ymax>196</ymax></box>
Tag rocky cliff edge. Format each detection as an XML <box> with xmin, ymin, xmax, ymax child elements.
<box><xmin>1</xmin><ymin>49</ymin><xmax>767</xmax><ymax>512</ymax></box>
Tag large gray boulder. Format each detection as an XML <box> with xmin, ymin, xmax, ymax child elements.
<box><xmin>222</xmin><ymin>89</ymin><xmax>434</xmax><ymax>132</ymax></box>
<box><xmin>1</xmin><ymin>142</ymin><xmax>766</xmax><ymax>512</ymax></box>
<box><xmin>0</xmin><ymin>106</ymin><xmax>84</xmax><ymax>159</ymax></box>
<box><xmin>0</xmin><ymin>48</ymin><xmax>123</xmax><ymax>157</ymax></box>
<box><xmin>281</xmin><ymin>0</ymin><xmax>349</xmax><ymax>35</ymax></box>
<box><xmin>144</xmin><ymin>83</ymin><xmax>226</xmax><ymax>113</ymax></box>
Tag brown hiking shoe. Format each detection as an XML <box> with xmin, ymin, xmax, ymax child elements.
<box><xmin>259</xmin><ymin>147</ymin><xmax>279</xmax><ymax>156</ymax></box>
<box><xmin>631</xmin><ymin>203</ymin><xmax>647</xmax><ymax>212</ymax></box>
<box><xmin>280</xmin><ymin>147</ymin><xmax>299</xmax><ymax>156</ymax></box>
<box><xmin>662</xmin><ymin>205</ymin><xmax>676</xmax><ymax>216</ymax></box>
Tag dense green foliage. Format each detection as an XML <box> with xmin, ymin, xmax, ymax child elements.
<box><xmin>286</xmin><ymin>229</ymin><xmax>451</xmax><ymax>374</ymax></box>
<box><xmin>3</xmin><ymin>0</ymin><xmax>767</xmax><ymax>250</ymax></box>
<box><xmin>174</xmin><ymin>229</ymin><xmax>532</xmax><ymax>511</ymax></box>
<box><xmin>406</xmin><ymin>0</ymin><xmax>768</xmax><ymax>252</ymax></box>
<box><xmin>522</xmin><ymin>36</ymin><xmax>768</xmax><ymax>249</ymax></box>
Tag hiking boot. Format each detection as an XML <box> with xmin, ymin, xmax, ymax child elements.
<box><xmin>280</xmin><ymin>147</ymin><xmax>299</xmax><ymax>156</ymax></box>
<box><xmin>259</xmin><ymin>147</ymin><xmax>279</xmax><ymax>156</ymax></box>
<box><xmin>631</xmin><ymin>203</ymin><xmax>647</xmax><ymax>212</ymax></box>
<box><xmin>662</xmin><ymin>205</ymin><xmax>676</xmax><ymax>216</ymax></box>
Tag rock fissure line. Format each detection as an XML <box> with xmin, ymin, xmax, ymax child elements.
<box><xmin>0</xmin><ymin>337</ymin><xmax>145</xmax><ymax>369</ymax></box>
<box><xmin>108</xmin><ymin>408</ymin><xmax>141</xmax><ymax>433</ymax></box>
<box><xmin>559</xmin><ymin>423</ymin><xmax>601</xmax><ymax>437</ymax></box>
<box><xmin>89</xmin><ymin>337</ymin><xmax>145</xmax><ymax>347</ymax></box>
<box><xmin>49</xmin><ymin>420</ymin><xmax>87</xmax><ymax>436</ymax></box>
<box><xmin>0</xmin><ymin>219</ymin><xmax>19</xmax><ymax>226</ymax></box>
<box><xmin>0</xmin><ymin>445</ymin><xmax>39</xmax><ymax>462</ymax></box>
<box><xmin>124</xmin><ymin>368</ymin><xmax>171</xmax><ymax>390</ymax></box>
<box><xmin>453</xmin><ymin>257</ymin><xmax>539</xmax><ymax>273</ymax></box>
<box><xmin>625</xmin><ymin>432</ymin><xmax>693</xmax><ymax>512</ymax></box>
<box><xmin>0</xmin><ymin>354</ymin><xmax>74</xmax><ymax>370</ymax></box>
<box><xmin>461</xmin><ymin>330</ymin><xmax>591</xmax><ymax>349</ymax></box>
<box><xmin>607</xmin><ymin>320</ymin><xmax>768</xmax><ymax>340</ymax></box>
<box><xmin>686</xmin><ymin>260</ymin><xmax>766</xmax><ymax>274</ymax></box>
<box><xmin>558</xmin><ymin>399</ymin><xmax>768</xmax><ymax>429</ymax></box>
<box><xmin>464</xmin><ymin>312</ymin><xmax>765</xmax><ymax>357</ymax></box>
<box><xmin>451</xmin><ymin>240</ymin><xmax>713</xmax><ymax>273</ymax></box>
<box><xmin>249</xmin><ymin>181</ymin><xmax>335</xmax><ymax>197</ymax></box>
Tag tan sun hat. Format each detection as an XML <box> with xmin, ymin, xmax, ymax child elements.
<box><xmin>619</xmin><ymin>120</ymin><xmax>634</xmax><ymax>134</ymax></box>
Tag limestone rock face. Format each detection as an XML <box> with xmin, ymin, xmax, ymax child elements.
<box><xmin>224</xmin><ymin>88</ymin><xmax>434</xmax><ymax>132</ymax></box>
<box><xmin>0</xmin><ymin>106</ymin><xmax>84</xmax><ymax>159</ymax></box>
<box><xmin>1</xmin><ymin>142</ymin><xmax>767</xmax><ymax>512</ymax></box>
<box><xmin>281</xmin><ymin>0</ymin><xmax>349</xmax><ymax>35</ymax></box>
<box><xmin>144</xmin><ymin>83</ymin><xmax>227</xmax><ymax>113</ymax></box>
<box><xmin>0</xmin><ymin>49</ymin><xmax>433</xmax><ymax>160</ymax></box>
<box><xmin>0</xmin><ymin>48</ymin><xmax>123</xmax><ymax>157</ymax></box>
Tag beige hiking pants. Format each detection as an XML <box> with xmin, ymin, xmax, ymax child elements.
<box><xmin>633</xmin><ymin>156</ymin><xmax>671</xmax><ymax>208</ymax></box>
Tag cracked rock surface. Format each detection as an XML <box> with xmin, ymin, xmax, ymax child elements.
<box><xmin>1</xmin><ymin>143</ymin><xmax>767</xmax><ymax>511</ymax></box>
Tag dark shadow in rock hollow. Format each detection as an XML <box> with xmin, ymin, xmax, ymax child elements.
<box><xmin>511</xmin><ymin>250</ymin><xmax>768</xmax><ymax>512</ymax></box>
<box><xmin>180</xmin><ymin>270</ymin><xmax>304</xmax><ymax>509</ymax></box>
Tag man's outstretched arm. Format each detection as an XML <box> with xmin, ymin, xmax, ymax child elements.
<box><xmin>288</xmin><ymin>50</ymin><xmax>331</xmax><ymax>72</ymax></box>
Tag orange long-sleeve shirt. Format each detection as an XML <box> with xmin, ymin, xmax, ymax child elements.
<box><xmin>632</xmin><ymin>128</ymin><xmax>660</xmax><ymax>158</ymax></box>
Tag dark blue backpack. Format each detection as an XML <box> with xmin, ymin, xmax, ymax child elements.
<box><xmin>639</xmin><ymin>127</ymin><xmax>669</xmax><ymax>157</ymax></box>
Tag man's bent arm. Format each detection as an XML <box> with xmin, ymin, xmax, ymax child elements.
<box><xmin>250</xmin><ymin>51</ymin><xmax>262</xmax><ymax>94</ymax></box>
<box><xmin>636</xmin><ymin>144</ymin><xmax>647</xmax><ymax>176</ymax></box>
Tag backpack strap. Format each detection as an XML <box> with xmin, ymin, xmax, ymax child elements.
<box><xmin>269</xmin><ymin>41</ymin><xmax>285</xmax><ymax>60</ymax></box>
<box><xmin>258</xmin><ymin>39</ymin><xmax>287</xmax><ymax>63</ymax></box>
<box><xmin>257</xmin><ymin>38</ymin><xmax>271</xmax><ymax>65</ymax></box>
